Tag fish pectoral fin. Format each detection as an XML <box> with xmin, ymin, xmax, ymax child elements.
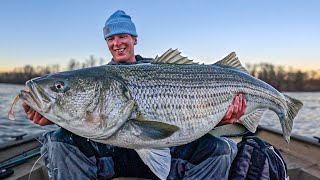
<box><xmin>129</xmin><ymin>119</ymin><xmax>179</xmax><ymax>140</ymax></box>
<box><xmin>238</xmin><ymin>108</ymin><xmax>266</xmax><ymax>133</ymax></box>
<box><xmin>135</xmin><ymin>148</ymin><xmax>171</xmax><ymax>180</ymax></box>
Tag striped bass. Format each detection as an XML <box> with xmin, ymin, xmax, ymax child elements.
<box><xmin>9</xmin><ymin>49</ymin><xmax>303</xmax><ymax>179</ymax></box>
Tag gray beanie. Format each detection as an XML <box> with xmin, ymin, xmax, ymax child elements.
<box><xmin>103</xmin><ymin>10</ymin><xmax>138</xmax><ymax>39</ymax></box>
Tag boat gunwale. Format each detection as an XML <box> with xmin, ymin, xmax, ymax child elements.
<box><xmin>0</xmin><ymin>132</ymin><xmax>44</xmax><ymax>151</ymax></box>
<box><xmin>258</xmin><ymin>125</ymin><xmax>320</xmax><ymax>147</ymax></box>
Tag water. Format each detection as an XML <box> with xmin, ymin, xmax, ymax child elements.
<box><xmin>260</xmin><ymin>92</ymin><xmax>320</xmax><ymax>139</ymax></box>
<box><xmin>0</xmin><ymin>83</ymin><xmax>319</xmax><ymax>144</ymax></box>
<box><xmin>0</xmin><ymin>84</ymin><xmax>58</xmax><ymax>144</ymax></box>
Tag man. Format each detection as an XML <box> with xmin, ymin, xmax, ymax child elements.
<box><xmin>23</xmin><ymin>10</ymin><xmax>246</xmax><ymax>179</ymax></box>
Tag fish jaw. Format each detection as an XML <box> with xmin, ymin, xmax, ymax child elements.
<box><xmin>16</xmin><ymin>68</ymin><xmax>137</xmax><ymax>140</ymax></box>
<box><xmin>19</xmin><ymin>80</ymin><xmax>53</xmax><ymax>115</ymax></box>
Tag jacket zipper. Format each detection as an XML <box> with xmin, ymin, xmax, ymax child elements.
<box><xmin>268</xmin><ymin>146</ymin><xmax>289</xmax><ymax>180</ymax></box>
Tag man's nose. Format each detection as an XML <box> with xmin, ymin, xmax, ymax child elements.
<box><xmin>113</xmin><ymin>38</ymin><xmax>122</xmax><ymax>46</ymax></box>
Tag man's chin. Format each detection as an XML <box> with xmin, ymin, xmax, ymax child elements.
<box><xmin>114</xmin><ymin>57</ymin><xmax>129</xmax><ymax>63</ymax></box>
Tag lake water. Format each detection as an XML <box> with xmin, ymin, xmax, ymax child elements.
<box><xmin>0</xmin><ymin>83</ymin><xmax>319</xmax><ymax>144</ymax></box>
<box><xmin>0</xmin><ymin>84</ymin><xmax>58</xmax><ymax>144</ymax></box>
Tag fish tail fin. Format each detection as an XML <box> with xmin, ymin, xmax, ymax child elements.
<box><xmin>280</xmin><ymin>95</ymin><xmax>303</xmax><ymax>143</ymax></box>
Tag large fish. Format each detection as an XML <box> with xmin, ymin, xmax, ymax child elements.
<box><xmin>9</xmin><ymin>49</ymin><xmax>303</xmax><ymax>179</ymax></box>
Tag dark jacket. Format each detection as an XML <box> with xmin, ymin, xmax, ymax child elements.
<box><xmin>107</xmin><ymin>55</ymin><xmax>153</xmax><ymax>65</ymax></box>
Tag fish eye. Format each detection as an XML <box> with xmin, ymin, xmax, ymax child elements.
<box><xmin>51</xmin><ymin>80</ymin><xmax>69</xmax><ymax>92</ymax></box>
<box><xmin>55</xmin><ymin>81</ymin><xmax>64</xmax><ymax>90</ymax></box>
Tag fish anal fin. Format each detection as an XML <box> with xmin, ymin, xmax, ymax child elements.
<box><xmin>128</xmin><ymin>119</ymin><xmax>179</xmax><ymax>140</ymax></box>
<box><xmin>135</xmin><ymin>148</ymin><xmax>171</xmax><ymax>180</ymax></box>
<box><xmin>215</xmin><ymin>52</ymin><xmax>249</xmax><ymax>74</ymax></box>
<box><xmin>238</xmin><ymin>109</ymin><xmax>266</xmax><ymax>133</ymax></box>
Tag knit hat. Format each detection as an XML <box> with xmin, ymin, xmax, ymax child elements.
<box><xmin>103</xmin><ymin>10</ymin><xmax>138</xmax><ymax>39</ymax></box>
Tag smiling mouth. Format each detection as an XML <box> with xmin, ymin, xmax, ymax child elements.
<box><xmin>115</xmin><ymin>48</ymin><xmax>125</xmax><ymax>53</ymax></box>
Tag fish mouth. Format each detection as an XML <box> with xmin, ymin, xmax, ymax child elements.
<box><xmin>19</xmin><ymin>80</ymin><xmax>53</xmax><ymax>113</ymax></box>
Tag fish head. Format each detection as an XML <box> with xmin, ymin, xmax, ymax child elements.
<box><xmin>19</xmin><ymin>70</ymin><xmax>101</xmax><ymax>122</ymax></box>
<box><xmin>19</xmin><ymin>68</ymin><xmax>134</xmax><ymax>138</ymax></box>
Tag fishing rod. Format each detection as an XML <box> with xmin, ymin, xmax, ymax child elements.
<box><xmin>0</xmin><ymin>141</ymin><xmax>42</xmax><ymax>178</ymax></box>
<box><xmin>0</xmin><ymin>151</ymin><xmax>40</xmax><ymax>170</ymax></box>
<box><xmin>0</xmin><ymin>145</ymin><xmax>40</xmax><ymax>164</ymax></box>
<box><xmin>0</xmin><ymin>151</ymin><xmax>41</xmax><ymax>179</ymax></box>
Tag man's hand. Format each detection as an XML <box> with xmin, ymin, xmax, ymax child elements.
<box><xmin>217</xmin><ymin>94</ymin><xmax>247</xmax><ymax>126</ymax></box>
<box><xmin>22</xmin><ymin>103</ymin><xmax>53</xmax><ymax>126</ymax></box>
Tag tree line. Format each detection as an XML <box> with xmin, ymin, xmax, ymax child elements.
<box><xmin>0</xmin><ymin>57</ymin><xmax>319</xmax><ymax>91</ymax></box>
<box><xmin>0</xmin><ymin>56</ymin><xmax>107</xmax><ymax>84</ymax></box>
<box><xmin>246</xmin><ymin>63</ymin><xmax>320</xmax><ymax>92</ymax></box>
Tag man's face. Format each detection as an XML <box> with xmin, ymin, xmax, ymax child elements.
<box><xmin>106</xmin><ymin>34</ymin><xmax>137</xmax><ymax>63</ymax></box>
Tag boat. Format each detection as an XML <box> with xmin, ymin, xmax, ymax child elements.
<box><xmin>0</xmin><ymin>133</ymin><xmax>47</xmax><ymax>180</ymax></box>
<box><xmin>0</xmin><ymin>126</ymin><xmax>319</xmax><ymax>180</ymax></box>
<box><xmin>255</xmin><ymin>125</ymin><xmax>320</xmax><ymax>180</ymax></box>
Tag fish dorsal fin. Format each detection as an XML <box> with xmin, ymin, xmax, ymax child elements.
<box><xmin>153</xmin><ymin>48</ymin><xmax>198</xmax><ymax>64</ymax></box>
<box><xmin>215</xmin><ymin>52</ymin><xmax>249</xmax><ymax>73</ymax></box>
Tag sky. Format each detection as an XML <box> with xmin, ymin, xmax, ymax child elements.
<box><xmin>0</xmin><ymin>0</ymin><xmax>319</xmax><ymax>72</ymax></box>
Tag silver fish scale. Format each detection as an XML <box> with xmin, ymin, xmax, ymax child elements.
<box><xmin>102</xmin><ymin>80</ymin><xmax>130</xmax><ymax>128</ymax></box>
<box><xmin>59</xmin><ymin>86</ymin><xmax>96</xmax><ymax>115</ymax></box>
<box><xmin>103</xmin><ymin>64</ymin><xmax>287</xmax><ymax>147</ymax></box>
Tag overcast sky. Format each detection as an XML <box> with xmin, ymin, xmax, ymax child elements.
<box><xmin>0</xmin><ymin>0</ymin><xmax>319</xmax><ymax>72</ymax></box>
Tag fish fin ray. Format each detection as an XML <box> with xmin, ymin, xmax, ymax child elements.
<box><xmin>155</xmin><ymin>48</ymin><xmax>173</xmax><ymax>63</ymax></box>
<box><xmin>153</xmin><ymin>48</ymin><xmax>198</xmax><ymax>64</ymax></box>
<box><xmin>135</xmin><ymin>148</ymin><xmax>171</xmax><ymax>180</ymax></box>
<box><xmin>128</xmin><ymin>119</ymin><xmax>179</xmax><ymax>140</ymax></box>
<box><xmin>238</xmin><ymin>109</ymin><xmax>266</xmax><ymax>132</ymax></box>
<box><xmin>280</xmin><ymin>95</ymin><xmax>303</xmax><ymax>142</ymax></box>
<box><xmin>214</xmin><ymin>52</ymin><xmax>249</xmax><ymax>73</ymax></box>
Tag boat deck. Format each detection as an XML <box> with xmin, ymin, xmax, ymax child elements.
<box><xmin>1</xmin><ymin>128</ymin><xmax>320</xmax><ymax>180</ymax></box>
<box><xmin>0</xmin><ymin>134</ymin><xmax>48</xmax><ymax>180</ymax></box>
<box><xmin>256</xmin><ymin>126</ymin><xmax>320</xmax><ymax>180</ymax></box>
<box><xmin>283</xmin><ymin>152</ymin><xmax>320</xmax><ymax>180</ymax></box>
